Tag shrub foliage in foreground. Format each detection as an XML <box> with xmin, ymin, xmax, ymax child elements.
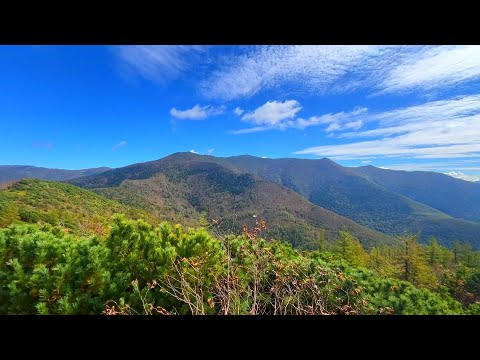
<box><xmin>0</xmin><ymin>216</ymin><xmax>472</xmax><ymax>315</ymax></box>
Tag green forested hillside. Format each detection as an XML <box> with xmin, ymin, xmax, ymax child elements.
<box><xmin>1</xmin><ymin>217</ymin><xmax>478</xmax><ymax>315</ymax></box>
<box><xmin>0</xmin><ymin>179</ymin><xmax>158</xmax><ymax>236</ymax></box>
<box><xmin>72</xmin><ymin>158</ymin><xmax>395</xmax><ymax>249</ymax></box>
<box><xmin>180</xmin><ymin>153</ymin><xmax>480</xmax><ymax>248</ymax></box>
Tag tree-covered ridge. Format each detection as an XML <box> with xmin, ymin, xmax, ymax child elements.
<box><xmin>0</xmin><ymin>216</ymin><xmax>478</xmax><ymax>315</ymax></box>
<box><xmin>217</xmin><ymin>154</ymin><xmax>480</xmax><ymax>248</ymax></box>
<box><xmin>0</xmin><ymin>179</ymin><xmax>158</xmax><ymax>237</ymax></box>
<box><xmin>70</xmin><ymin>156</ymin><xmax>394</xmax><ymax>250</ymax></box>
<box><xmin>351</xmin><ymin>165</ymin><xmax>480</xmax><ymax>223</ymax></box>
<box><xmin>69</xmin><ymin>152</ymin><xmax>480</xmax><ymax>248</ymax></box>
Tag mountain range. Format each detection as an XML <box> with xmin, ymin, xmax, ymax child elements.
<box><xmin>0</xmin><ymin>165</ymin><xmax>110</xmax><ymax>183</ymax></box>
<box><xmin>2</xmin><ymin>153</ymin><xmax>480</xmax><ymax>249</ymax></box>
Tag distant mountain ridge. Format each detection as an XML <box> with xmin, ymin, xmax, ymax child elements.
<box><xmin>68</xmin><ymin>152</ymin><xmax>480</xmax><ymax>249</ymax></box>
<box><xmin>350</xmin><ymin>166</ymin><xmax>480</xmax><ymax>223</ymax></box>
<box><xmin>0</xmin><ymin>165</ymin><xmax>110</xmax><ymax>183</ymax></box>
<box><xmin>205</xmin><ymin>154</ymin><xmax>480</xmax><ymax>248</ymax></box>
<box><xmin>69</xmin><ymin>154</ymin><xmax>395</xmax><ymax>249</ymax></box>
<box><xmin>4</xmin><ymin>153</ymin><xmax>480</xmax><ymax>249</ymax></box>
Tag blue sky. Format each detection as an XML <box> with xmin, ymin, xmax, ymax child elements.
<box><xmin>1</xmin><ymin>45</ymin><xmax>480</xmax><ymax>181</ymax></box>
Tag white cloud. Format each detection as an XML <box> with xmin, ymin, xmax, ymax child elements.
<box><xmin>372</xmin><ymin>161</ymin><xmax>480</xmax><ymax>174</ymax></box>
<box><xmin>325</xmin><ymin>119</ymin><xmax>363</xmax><ymax>133</ymax></box>
<box><xmin>112</xmin><ymin>141</ymin><xmax>127</xmax><ymax>150</ymax></box>
<box><xmin>445</xmin><ymin>171</ymin><xmax>480</xmax><ymax>182</ymax></box>
<box><xmin>241</xmin><ymin>100</ymin><xmax>302</xmax><ymax>127</ymax></box>
<box><xmin>201</xmin><ymin>45</ymin><xmax>390</xmax><ymax>100</ymax></box>
<box><xmin>230</xmin><ymin>126</ymin><xmax>271</xmax><ymax>135</ymax></box>
<box><xmin>201</xmin><ymin>45</ymin><xmax>480</xmax><ymax>100</ymax></box>
<box><xmin>115</xmin><ymin>45</ymin><xmax>205</xmax><ymax>83</ymax></box>
<box><xmin>233</xmin><ymin>100</ymin><xmax>367</xmax><ymax>134</ymax></box>
<box><xmin>325</xmin><ymin>122</ymin><xmax>340</xmax><ymax>133</ymax></box>
<box><xmin>295</xmin><ymin>94</ymin><xmax>480</xmax><ymax>161</ymax></box>
<box><xmin>207</xmin><ymin>148</ymin><xmax>215</xmax><ymax>154</ymax></box>
<box><xmin>380</xmin><ymin>45</ymin><xmax>480</xmax><ymax>94</ymax></box>
<box><xmin>189</xmin><ymin>149</ymin><xmax>198</xmax><ymax>154</ymax></box>
<box><xmin>233</xmin><ymin>107</ymin><xmax>244</xmax><ymax>116</ymax></box>
<box><xmin>261</xmin><ymin>156</ymin><xmax>267</xmax><ymax>158</ymax></box>
<box><xmin>115</xmin><ymin>46</ymin><xmax>480</xmax><ymax>100</ymax></box>
<box><xmin>170</xmin><ymin>104</ymin><xmax>226</xmax><ymax>120</ymax></box>
<box><xmin>361</xmin><ymin>160</ymin><xmax>372</xmax><ymax>164</ymax></box>
<box><xmin>344</xmin><ymin>120</ymin><xmax>364</xmax><ymax>130</ymax></box>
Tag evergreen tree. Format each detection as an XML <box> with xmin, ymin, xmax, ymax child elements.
<box><xmin>368</xmin><ymin>246</ymin><xmax>398</xmax><ymax>278</ymax></box>
<box><xmin>398</xmin><ymin>235</ymin><xmax>437</xmax><ymax>289</ymax></box>
<box><xmin>334</xmin><ymin>231</ymin><xmax>368</xmax><ymax>268</ymax></box>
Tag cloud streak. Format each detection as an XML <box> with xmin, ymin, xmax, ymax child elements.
<box><xmin>114</xmin><ymin>45</ymin><xmax>480</xmax><ymax>101</ymax></box>
<box><xmin>201</xmin><ymin>45</ymin><xmax>389</xmax><ymax>100</ymax></box>
<box><xmin>113</xmin><ymin>45</ymin><xmax>480</xmax><ymax>101</ymax></box>
<box><xmin>380</xmin><ymin>46</ymin><xmax>480</xmax><ymax>94</ymax></box>
<box><xmin>115</xmin><ymin>45</ymin><xmax>205</xmax><ymax>84</ymax></box>
<box><xmin>170</xmin><ymin>104</ymin><xmax>226</xmax><ymax>120</ymax></box>
<box><xmin>112</xmin><ymin>141</ymin><xmax>127</xmax><ymax>150</ymax></box>
<box><xmin>445</xmin><ymin>171</ymin><xmax>480</xmax><ymax>182</ymax></box>
<box><xmin>233</xmin><ymin>107</ymin><xmax>244</xmax><ymax>116</ymax></box>
<box><xmin>294</xmin><ymin>94</ymin><xmax>480</xmax><ymax>161</ymax></box>
<box><xmin>198</xmin><ymin>45</ymin><xmax>480</xmax><ymax>100</ymax></box>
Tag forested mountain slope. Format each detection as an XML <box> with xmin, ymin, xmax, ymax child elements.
<box><xmin>165</xmin><ymin>154</ymin><xmax>480</xmax><ymax>248</ymax></box>
<box><xmin>350</xmin><ymin>165</ymin><xmax>480</xmax><ymax>223</ymax></box>
<box><xmin>70</xmin><ymin>156</ymin><xmax>395</xmax><ymax>249</ymax></box>
<box><xmin>0</xmin><ymin>179</ymin><xmax>158</xmax><ymax>236</ymax></box>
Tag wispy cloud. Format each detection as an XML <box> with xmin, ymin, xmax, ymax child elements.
<box><xmin>233</xmin><ymin>107</ymin><xmax>244</xmax><ymax>116</ymax></box>
<box><xmin>380</xmin><ymin>160</ymin><xmax>480</xmax><ymax>173</ymax></box>
<box><xmin>189</xmin><ymin>149</ymin><xmax>198</xmax><ymax>154</ymax></box>
<box><xmin>295</xmin><ymin>94</ymin><xmax>480</xmax><ymax>161</ymax></box>
<box><xmin>380</xmin><ymin>45</ymin><xmax>480</xmax><ymax>94</ymax></box>
<box><xmin>113</xmin><ymin>46</ymin><xmax>480</xmax><ymax>101</ymax></box>
<box><xmin>199</xmin><ymin>45</ymin><xmax>480</xmax><ymax>100</ymax></box>
<box><xmin>207</xmin><ymin>148</ymin><xmax>215</xmax><ymax>154</ymax></box>
<box><xmin>326</xmin><ymin>119</ymin><xmax>363</xmax><ymax>133</ymax></box>
<box><xmin>445</xmin><ymin>171</ymin><xmax>480</xmax><ymax>182</ymax></box>
<box><xmin>201</xmin><ymin>45</ymin><xmax>390</xmax><ymax>100</ymax></box>
<box><xmin>112</xmin><ymin>141</ymin><xmax>127</xmax><ymax>150</ymax></box>
<box><xmin>230</xmin><ymin>126</ymin><xmax>271</xmax><ymax>135</ymax></box>
<box><xmin>170</xmin><ymin>104</ymin><xmax>226</xmax><ymax>120</ymax></box>
<box><xmin>115</xmin><ymin>45</ymin><xmax>205</xmax><ymax>84</ymax></box>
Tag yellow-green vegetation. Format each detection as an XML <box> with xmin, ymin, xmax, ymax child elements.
<box><xmin>0</xmin><ymin>216</ymin><xmax>478</xmax><ymax>315</ymax></box>
<box><xmin>0</xmin><ymin>179</ymin><xmax>158</xmax><ymax>237</ymax></box>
